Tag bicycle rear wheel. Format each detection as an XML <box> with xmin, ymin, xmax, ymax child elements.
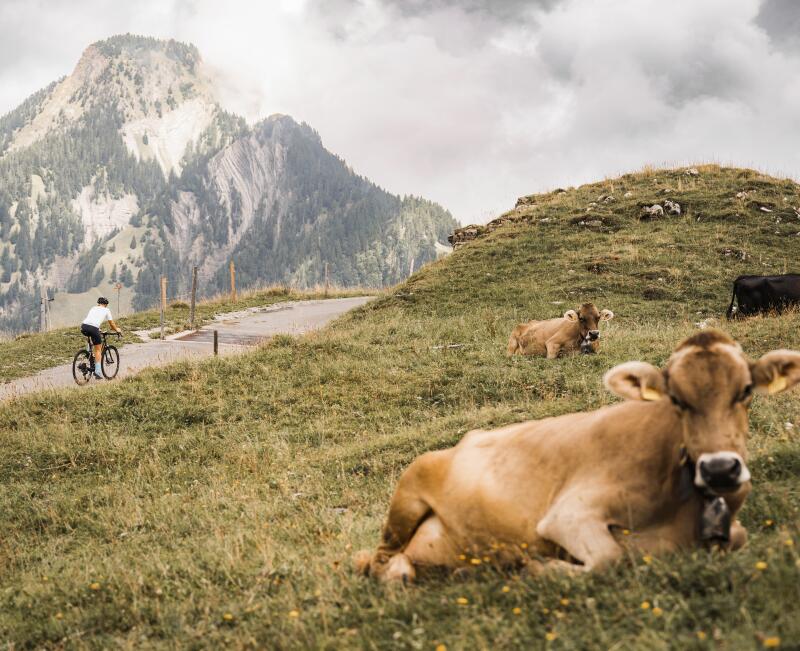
<box><xmin>72</xmin><ymin>350</ymin><xmax>93</xmax><ymax>385</ymax></box>
<box><xmin>102</xmin><ymin>345</ymin><xmax>120</xmax><ymax>379</ymax></box>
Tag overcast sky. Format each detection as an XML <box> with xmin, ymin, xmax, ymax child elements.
<box><xmin>1</xmin><ymin>0</ymin><xmax>799</xmax><ymax>224</ymax></box>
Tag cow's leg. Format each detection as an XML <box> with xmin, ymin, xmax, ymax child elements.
<box><xmin>355</xmin><ymin>452</ymin><xmax>443</xmax><ymax>582</ymax></box>
<box><xmin>403</xmin><ymin>515</ymin><xmax>458</xmax><ymax>567</ymax></box>
<box><xmin>545</xmin><ymin>338</ymin><xmax>562</xmax><ymax>360</ymax></box>
<box><xmin>507</xmin><ymin>335</ymin><xmax>520</xmax><ymax>356</ymax></box>
<box><xmin>536</xmin><ymin>501</ymin><xmax>622</xmax><ymax>572</ymax></box>
<box><xmin>729</xmin><ymin>520</ymin><xmax>747</xmax><ymax>551</ymax></box>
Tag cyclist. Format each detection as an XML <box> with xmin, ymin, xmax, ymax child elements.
<box><xmin>81</xmin><ymin>297</ymin><xmax>122</xmax><ymax>379</ymax></box>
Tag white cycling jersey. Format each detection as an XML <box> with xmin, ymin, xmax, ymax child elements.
<box><xmin>82</xmin><ymin>306</ymin><xmax>113</xmax><ymax>328</ymax></box>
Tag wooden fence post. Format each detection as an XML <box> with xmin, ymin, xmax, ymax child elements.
<box><xmin>229</xmin><ymin>260</ymin><xmax>236</xmax><ymax>302</ymax></box>
<box><xmin>39</xmin><ymin>285</ymin><xmax>47</xmax><ymax>333</ymax></box>
<box><xmin>114</xmin><ymin>282</ymin><xmax>122</xmax><ymax>317</ymax></box>
<box><xmin>160</xmin><ymin>276</ymin><xmax>167</xmax><ymax>340</ymax></box>
<box><xmin>189</xmin><ymin>266</ymin><xmax>198</xmax><ymax>329</ymax></box>
<box><xmin>213</xmin><ymin>329</ymin><xmax>219</xmax><ymax>356</ymax></box>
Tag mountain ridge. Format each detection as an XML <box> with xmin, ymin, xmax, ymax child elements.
<box><xmin>0</xmin><ymin>34</ymin><xmax>456</xmax><ymax>332</ymax></box>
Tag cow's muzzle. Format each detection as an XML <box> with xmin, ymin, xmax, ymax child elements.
<box><xmin>588</xmin><ymin>330</ymin><xmax>600</xmax><ymax>341</ymax></box>
<box><xmin>694</xmin><ymin>452</ymin><xmax>750</xmax><ymax>493</ymax></box>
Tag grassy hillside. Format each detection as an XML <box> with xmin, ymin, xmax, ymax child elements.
<box><xmin>1</xmin><ymin>165</ymin><xmax>799</xmax><ymax>649</ymax></box>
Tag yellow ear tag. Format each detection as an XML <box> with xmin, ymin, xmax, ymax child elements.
<box><xmin>641</xmin><ymin>387</ymin><xmax>662</xmax><ymax>401</ymax></box>
<box><xmin>767</xmin><ymin>375</ymin><xmax>787</xmax><ymax>395</ymax></box>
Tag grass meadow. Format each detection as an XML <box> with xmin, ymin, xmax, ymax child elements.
<box><xmin>1</xmin><ymin>166</ymin><xmax>799</xmax><ymax>649</ymax></box>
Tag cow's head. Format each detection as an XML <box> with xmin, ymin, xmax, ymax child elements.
<box><xmin>603</xmin><ymin>330</ymin><xmax>800</xmax><ymax>495</ymax></box>
<box><xmin>564</xmin><ymin>303</ymin><xmax>614</xmax><ymax>352</ymax></box>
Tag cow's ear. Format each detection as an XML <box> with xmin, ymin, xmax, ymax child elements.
<box><xmin>600</xmin><ymin>309</ymin><xmax>615</xmax><ymax>321</ymax></box>
<box><xmin>603</xmin><ymin>362</ymin><xmax>667</xmax><ymax>401</ymax></box>
<box><xmin>751</xmin><ymin>350</ymin><xmax>800</xmax><ymax>395</ymax></box>
<box><xmin>564</xmin><ymin>310</ymin><xmax>578</xmax><ymax>321</ymax></box>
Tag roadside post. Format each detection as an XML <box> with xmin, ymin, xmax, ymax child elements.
<box><xmin>229</xmin><ymin>260</ymin><xmax>236</xmax><ymax>302</ymax></box>
<box><xmin>189</xmin><ymin>266</ymin><xmax>198</xmax><ymax>329</ymax></box>
<box><xmin>160</xmin><ymin>276</ymin><xmax>167</xmax><ymax>340</ymax></box>
<box><xmin>39</xmin><ymin>285</ymin><xmax>48</xmax><ymax>332</ymax></box>
<box><xmin>114</xmin><ymin>282</ymin><xmax>122</xmax><ymax>316</ymax></box>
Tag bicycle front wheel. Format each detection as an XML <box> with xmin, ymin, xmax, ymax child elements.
<box><xmin>72</xmin><ymin>350</ymin><xmax>93</xmax><ymax>385</ymax></box>
<box><xmin>102</xmin><ymin>345</ymin><xmax>120</xmax><ymax>379</ymax></box>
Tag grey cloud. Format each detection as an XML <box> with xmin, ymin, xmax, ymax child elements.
<box><xmin>756</xmin><ymin>0</ymin><xmax>800</xmax><ymax>50</ymax></box>
<box><xmin>378</xmin><ymin>0</ymin><xmax>555</xmax><ymax>20</ymax></box>
<box><xmin>2</xmin><ymin>0</ymin><xmax>800</xmax><ymax>225</ymax></box>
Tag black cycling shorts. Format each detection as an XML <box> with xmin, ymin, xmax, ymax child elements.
<box><xmin>81</xmin><ymin>323</ymin><xmax>102</xmax><ymax>345</ymax></box>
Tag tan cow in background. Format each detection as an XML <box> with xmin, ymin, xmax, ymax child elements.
<box><xmin>356</xmin><ymin>330</ymin><xmax>800</xmax><ymax>582</ymax></box>
<box><xmin>508</xmin><ymin>303</ymin><xmax>614</xmax><ymax>358</ymax></box>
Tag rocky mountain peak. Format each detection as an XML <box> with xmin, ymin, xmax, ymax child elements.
<box><xmin>4</xmin><ymin>34</ymin><xmax>218</xmax><ymax>175</ymax></box>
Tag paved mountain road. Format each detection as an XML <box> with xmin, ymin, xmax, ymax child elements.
<box><xmin>0</xmin><ymin>296</ymin><xmax>373</xmax><ymax>402</ymax></box>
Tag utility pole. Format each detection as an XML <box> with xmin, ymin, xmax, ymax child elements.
<box><xmin>160</xmin><ymin>275</ymin><xmax>167</xmax><ymax>340</ymax></box>
<box><xmin>229</xmin><ymin>260</ymin><xmax>236</xmax><ymax>302</ymax></box>
<box><xmin>189</xmin><ymin>265</ymin><xmax>198</xmax><ymax>329</ymax></box>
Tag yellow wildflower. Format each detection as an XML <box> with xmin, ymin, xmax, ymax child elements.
<box><xmin>764</xmin><ymin>519</ymin><xmax>774</xmax><ymax>527</ymax></box>
<box><xmin>458</xmin><ymin>554</ymin><xmax>466</xmax><ymax>561</ymax></box>
<box><xmin>642</xmin><ymin>555</ymin><xmax>653</xmax><ymax>564</ymax></box>
<box><xmin>763</xmin><ymin>637</ymin><xmax>781</xmax><ymax>648</ymax></box>
<box><xmin>512</xmin><ymin>607</ymin><xmax>522</xmax><ymax>615</ymax></box>
<box><xmin>89</xmin><ymin>582</ymin><xmax>101</xmax><ymax>591</ymax></box>
<box><xmin>755</xmin><ymin>561</ymin><xmax>768</xmax><ymax>571</ymax></box>
<box><xmin>456</xmin><ymin>597</ymin><xmax>469</xmax><ymax>606</ymax></box>
<box><xmin>470</xmin><ymin>558</ymin><xmax>481</xmax><ymax>566</ymax></box>
<box><xmin>545</xmin><ymin>632</ymin><xmax>558</xmax><ymax>641</ymax></box>
<box><xmin>435</xmin><ymin>645</ymin><xmax>447</xmax><ymax>651</ymax></box>
<box><xmin>696</xmin><ymin>631</ymin><xmax>707</xmax><ymax>641</ymax></box>
<box><xmin>640</xmin><ymin>601</ymin><xmax>651</xmax><ymax>610</ymax></box>
<box><xmin>560</xmin><ymin>598</ymin><xmax>570</xmax><ymax>606</ymax></box>
<box><xmin>622</xmin><ymin>529</ymin><xmax>631</xmax><ymax>536</ymax></box>
<box><xmin>502</xmin><ymin>586</ymin><xmax>511</xmax><ymax>593</ymax></box>
<box><xmin>520</xmin><ymin>542</ymin><xmax>528</xmax><ymax>549</ymax></box>
<box><xmin>652</xmin><ymin>607</ymin><xmax>663</xmax><ymax>617</ymax></box>
<box><xmin>288</xmin><ymin>609</ymin><xmax>300</xmax><ymax>618</ymax></box>
<box><xmin>784</xmin><ymin>539</ymin><xmax>794</xmax><ymax>547</ymax></box>
<box><xmin>222</xmin><ymin>613</ymin><xmax>234</xmax><ymax>622</ymax></box>
<box><xmin>55</xmin><ymin>612</ymin><xmax>63</xmax><ymax>620</ymax></box>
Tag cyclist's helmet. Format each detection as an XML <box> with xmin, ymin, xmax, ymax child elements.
<box><xmin>97</xmin><ymin>296</ymin><xmax>109</xmax><ymax>305</ymax></box>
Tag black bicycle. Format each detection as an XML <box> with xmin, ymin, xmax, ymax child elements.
<box><xmin>72</xmin><ymin>331</ymin><xmax>122</xmax><ymax>385</ymax></box>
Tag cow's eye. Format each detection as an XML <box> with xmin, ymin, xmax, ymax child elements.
<box><xmin>737</xmin><ymin>384</ymin><xmax>753</xmax><ymax>403</ymax></box>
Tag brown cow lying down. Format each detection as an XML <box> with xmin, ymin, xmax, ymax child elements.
<box><xmin>356</xmin><ymin>330</ymin><xmax>800</xmax><ymax>582</ymax></box>
<box><xmin>508</xmin><ymin>303</ymin><xmax>614</xmax><ymax>358</ymax></box>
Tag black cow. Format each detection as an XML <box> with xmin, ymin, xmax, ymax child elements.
<box><xmin>726</xmin><ymin>274</ymin><xmax>800</xmax><ymax>319</ymax></box>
